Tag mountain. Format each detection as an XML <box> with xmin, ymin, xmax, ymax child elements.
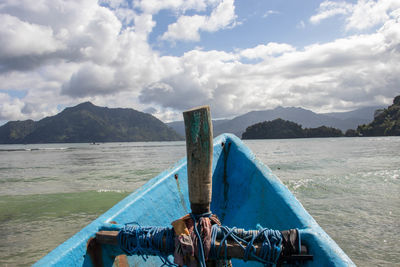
<box><xmin>357</xmin><ymin>95</ymin><xmax>400</xmax><ymax>136</ymax></box>
<box><xmin>0</xmin><ymin>102</ymin><xmax>182</xmax><ymax>143</ymax></box>
<box><xmin>322</xmin><ymin>106</ymin><xmax>384</xmax><ymax>121</ymax></box>
<box><xmin>167</xmin><ymin>106</ymin><xmax>380</xmax><ymax>137</ymax></box>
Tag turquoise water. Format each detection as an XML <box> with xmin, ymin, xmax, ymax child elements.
<box><xmin>0</xmin><ymin>137</ymin><xmax>399</xmax><ymax>266</ymax></box>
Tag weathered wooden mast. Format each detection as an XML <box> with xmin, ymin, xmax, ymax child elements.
<box><xmin>183</xmin><ymin>105</ymin><xmax>213</xmax><ymax>214</ymax></box>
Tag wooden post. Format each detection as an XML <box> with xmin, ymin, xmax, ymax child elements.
<box><xmin>183</xmin><ymin>106</ymin><xmax>213</xmax><ymax>214</ymax></box>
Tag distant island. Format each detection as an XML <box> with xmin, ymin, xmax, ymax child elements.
<box><xmin>242</xmin><ymin>94</ymin><xmax>400</xmax><ymax>139</ymax></box>
<box><xmin>167</xmin><ymin>105</ymin><xmax>383</xmax><ymax>137</ymax></box>
<box><xmin>242</xmin><ymin>119</ymin><xmax>344</xmax><ymax>139</ymax></box>
<box><xmin>357</xmin><ymin>95</ymin><xmax>400</xmax><ymax>136</ymax></box>
<box><xmin>0</xmin><ymin>102</ymin><xmax>182</xmax><ymax>144</ymax></box>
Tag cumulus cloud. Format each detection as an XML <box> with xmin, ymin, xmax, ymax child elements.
<box><xmin>61</xmin><ymin>63</ymin><xmax>116</xmax><ymax>97</ymax></box>
<box><xmin>310</xmin><ymin>1</ymin><xmax>352</xmax><ymax>24</ymax></box>
<box><xmin>0</xmin><ymin>0</ymin><xmax>159</xmax><ymax>105</ymax></box>
<box><xmin>0</xmin><ymin>0</ymin><xmax>239</xmax><ymax>121</ymax></box>
<box><xmin>0</xmin><ymin>93</ymin><xmax>25</xmax><ymax>121</ymax></box>
<box><xmin>240</xmin><ymin>43</ymin><xmax>295</xmax><ymax>60</ymax></box>
<box><xmin>0</xmin><ymin>0</ymin><xmax>238</xmax><ymax>114</ymax></box>
<box><xmin>0</xmin><ymin>14</ymin><xmax>64</xmax><ymax>58</ymax></box>
<box><xmin>346</xmin><ymin>0</ymin><xmax>400</xmax><ymax>31</ymax></box>
<box><xmin>161</xmin><ymin>0</ymin><xmax>237</xmax><ymax>42</ymax></box>
<box><xmin>140</xmin><ymin>14</ymin><xmax>400</xmax><ymax>116</ymax></box>
<box><xmin>0</xmin><ymin>0</ymin><xmax>400</xmax><ymax>123</ymax></box>
<box><xmin>0</xmin><ymin>0</ymin><xmax>124</xmax><ymax>72</ymax></box>
<box><xmin>134</xmin><ymin>0</ymin><xmax>210</xmax><ymax>15</ymax></box>
<box><xmin>139</xmin><ymin>49</ymin><xmax>237</xmax><ymax>113</ymax></box>
<box><xmin>161</xmin><ymin>15</ymin><xmax>206</xmax><ymax>42</ymax></box>
<box><xmin>310</xmin><ymin>0</ymin><xmax>400</xmax><ymax>31</ymax></box>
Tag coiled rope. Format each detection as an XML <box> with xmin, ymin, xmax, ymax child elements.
<box><xmin>117</xmin><ymin>221</ymin><xmax>284</xmax><ymax>267</ymax></box>
<box><xmin>117</xmin><ymin>223</ymin><xmax>176</xmax><ymax>266</ymax></box>
<box><xmin>210</xmin><ymin>224</ymin><xmax>283</xmax><ymax>267</ymax></box>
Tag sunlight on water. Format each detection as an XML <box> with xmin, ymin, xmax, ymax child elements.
<box><xmin>0</xmin><ymin>141</ymin><xmax>185</xmax><ymax>266</ymax></box>
<box><xmin>245</xmin><ymin>137</ymin><xmax>400</xmax><ymax>266</ymax></box>
<box><xmin>0</xmin><ymin>138</ymin><xmax>399</xmax><ymax>266</ymax></box>
<box><xmin>0</xmin><ymin>191</ymin><xmax>130</xmax><ymax>266</ymax></box>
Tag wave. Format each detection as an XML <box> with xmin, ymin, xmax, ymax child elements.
<box><xmin>0</xmin><ymin>147</ymin><xmax>72</xmax><ymax>152</ymax></box>
<box><xmin>96</xmin><ymin>189</ymin><xmax>128</xmax><ymax>193</ymax></box>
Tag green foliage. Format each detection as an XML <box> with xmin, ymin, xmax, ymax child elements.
<box><xmin>0</xmin><ymin>120</ymin><xmax>37</xmax><ymax>143</ymax></box>
<box><xmin>345</xmin><ymin>129</ymin><xmax>358</xmax><ymax>137</ymax></box>
<box><xmin>357</xmin><ymin>95</ymin><xmax>400</xmax><ymax>136</ymax></box>
<box><xmin>0</xmin><ymin>102</ymin><xmax>183</xmax><ymax>144</ymax></box>
<box><xmin>241</xmin><ymin>95</ymin><xmax>400</xmax><ymax>139</ymax></box>
<box><xmin>242</xmin><ymin>118</ymin><xmax>343</xmax><ymax>139</ymax></box>
<box><xmin>305</xmin><ymin>126</ymin><xmax>343</xmax><ymax>138</ymax></box>
<box><xmin>393</xmin><ymin>95</ymin><xmax>400</xmax><ymax>105</ymax></box>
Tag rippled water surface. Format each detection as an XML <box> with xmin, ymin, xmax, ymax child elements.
<box><xmin>0</xmin><ymin>137</ymin><xmax>399</xmax><ymax>266</ymax></box>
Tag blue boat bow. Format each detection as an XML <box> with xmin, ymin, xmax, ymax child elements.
<box><xmin>35</xmin><ymin>134</ymin><xmax>354</xmax><ymax>266</ymax></box>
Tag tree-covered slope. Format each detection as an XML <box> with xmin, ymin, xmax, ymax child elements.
<box><xmin>0</xmin><ymin>120</ymin><xmax>37</xmax><ymax>143</ymax></box>
<box><xmin>242</xmin><ymin>118</ymin><xmax>344</xmax><ymax>139</ymax></box>
<box><xmin>167</xmin><ymin>105</ymin><xmax>378</xmax><ymax>137</ymax></box>
<box><xmin>357</xmin><ymin>95</ymin><xmax>400</xmax><ymax>136</ymax></box>
<box><xmin>0</xmin><ymin>102</ymin><xmax>182</xmax><ymax>143</ymax></box>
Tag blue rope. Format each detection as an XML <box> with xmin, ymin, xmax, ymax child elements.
<box><xmin>210</xmin><ymin>224</ymin><xmax>283</xmax><ymax>267</ymax></box>
<box><xmin>117</xmin><ymin>223</ymin><xmax>177</xmax><ymax>266</ymax></box>
<box><xmin>116</xmin><ymin>220</ymin><xmax>284</xmax><ymax>266</ymax></box>
<box><xmin>190</xmin><ymin>212</ymin><xmax>211</xmax><ymax>267</ymax></box>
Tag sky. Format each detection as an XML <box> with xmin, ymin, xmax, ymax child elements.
<box><xmin>0</xmin><ymin>0</ymin><xmax>399</xmax><ymax>123</ymax></box>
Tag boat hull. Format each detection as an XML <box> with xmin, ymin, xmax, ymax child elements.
<box><xmin>35</xmin><ymin>134</ymin><xmax>354</xmax><ymax>266</ymax></box>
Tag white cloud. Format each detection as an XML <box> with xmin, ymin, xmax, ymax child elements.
<box><xmin>139</xmin><ymin>49</ymin><xmax>238</xmax><ymax>111</ymax></box>
<box><xmin>61</xmin><ymin>63</ymin><xmax>116</xmax><ymax>97</ymax></box>
<box><xmin>310</xmin><ymin>0</ymin><xmax>400</xmax><ymax>31</ymax></box>
<box><xmin>310</xmin><ymin>1</ymin><xmax>352</xmax><ymax>24</ymax></box>
<box><xmin>346</xmin><ymin>0</ymin><xmax>400</xmax><ymax>31</ymax></box>
<box><xmin>161</xmin><ymin>15</ymin><xmax>206</xmax><ymax>42</ymax></box>
<box><xmin>0</xmin><ymin>93</ymin><xmax>25</xmax><ymax>121</ymax></box>
<box><xmin>141</xmin><ymin>15</ymin><xmax>400</xmax><ymax>117</ymax></box>
<box><xmin>0</xmin><ymin>14</ymin><xmax>64</xmax><ymax>58</ymax></box>
<box><xmin>263</xmin><ymin>10</ymin><xmax>280</xmax><ymax>18</ymax></box>
<box><xmin>0</xmin><ymin>0</ymin><xmax>124</xmax><ymax>71</ymax></box>
<box><xmin>133</xmin><ymin>0</ymin><xmax>218</xmax><ymax>15</ymax></box>
<box><xmin>161</xmin><ymin>0</ymin><xmax>237</xmax><ymax>42</ymax></box>
<box><xmin>0</xmin><ymin>0</ymin><xmax>150</xmax><ymax>119</ymax></box>
<box><xmin>240</xmin><ymin>43</ymin><xmax>295</xmax><ymax>60</ymax></box>
<box><xmin>0</xmin><ymin>0</ymin><xmax>399</xmax><ymax>123</ymax></box>
<box><xmin>133</xmin><ymin>13</ymin><xmax>156</xmax><ymax>37</ymax></box>
<box><xmin>203</xmin><ymin>0</ymin><xmax>237</xmax><ymax>31</ymax></box>
<box><xmin>297</xmin><ymin>20</ymin><xmax>306</xmax><ymax>29</ymax></box>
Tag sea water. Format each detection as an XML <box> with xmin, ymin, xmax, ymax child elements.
<box><xmin>0</xmin><ymin>137</ymin><xmax>399</xmax><ymax>266</ymax></box>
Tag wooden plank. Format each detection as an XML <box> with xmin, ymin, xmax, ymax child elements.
<box><xmin>96</xmin><ymin>231</ymin><xmax>119</xmax><ymax>246</ymax></box>
<box><xmin>183</xmin><ymin>106</ymin><xmax>213</xmax><ymax>214</ymax></box>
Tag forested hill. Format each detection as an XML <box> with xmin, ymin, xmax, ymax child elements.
<box><xmin>0</xmin><ymin>102</ymin><xmax>182</xmax><ymax>143</ymax></box>
<box><xmin>167</xmin><ymin>105</ymin><xmax>380</xmax><ymax>137</ymax></box>
<box><xmin>357</xmin><ymin>95</ymin><xmax>400</xmax><ymax>136</ymax></box>
<box><xmin>242</xmin><ymin>118</ymin><xmax>344</xmax><ymax>139</ymax></box>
